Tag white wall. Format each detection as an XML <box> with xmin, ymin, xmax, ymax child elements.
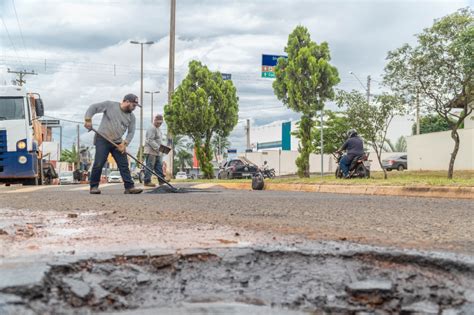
<box><xmin>407</xmin><ymin>128</ymin><xmax>474</xmax><ymax>170</ymax></box>
<box><xmin>241</xmin><ymin>150</ymin><xmax>401</xmax><ymax>175</ymax></box>
<box><xmin>250</xmin><ymin>120</ymin><xmax>299</xmax><ymax>151</ymax></box>
<box><xmin>41</xmin><ymin>141</ymin><xmax>60</xmax><ymax>161</ymax></box>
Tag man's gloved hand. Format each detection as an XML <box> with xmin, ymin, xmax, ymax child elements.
<box><xmin>117</xmin><ymin>142</ymin><xmax>126</xmax><ymax>154</ymax></box>
<box><xmin>84</xmin><ymin>118</ymin><xmax>92</xmax><ymax>131</ymax></box>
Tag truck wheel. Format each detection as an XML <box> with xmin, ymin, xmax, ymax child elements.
<box><xmin>397</xmin><ymin>165</ymin><xmax>405</xmax><ymax>171</ymax></box>
<box><xmin>23</xmin><ymin>159</ymin><xmax>41</xmax><ymax>185</ymax></box>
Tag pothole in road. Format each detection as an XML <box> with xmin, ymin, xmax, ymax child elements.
<box><xmin>1</xmin><ymin>248</ymin><xmax>473</xmax><ymax>314</ymax></box>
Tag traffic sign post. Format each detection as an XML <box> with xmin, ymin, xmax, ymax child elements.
<box><xmin>261</xmin><ymin>54</ymin><xmax>287</xmax><ymax>78</ymax></box>
<box><xmin>221</xmin><ymin>73</ymin><xmax>232</xmax><ymax>80</ymax></box>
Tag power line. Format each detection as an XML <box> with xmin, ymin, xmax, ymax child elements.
<box><xmin>11</xmin><ymin>0</ymin><xmax>30</xmax><ymax>59</ymax></box>
<box><xmin>0</xmin><ymin>16</ymin><xmax>24</xmax><ymax>68</ymax></box>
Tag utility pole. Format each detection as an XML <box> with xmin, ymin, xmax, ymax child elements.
<box><xmin>77</xmin><ymin>124</ymin><xmax>80</xmax><ymax>170</ymax></box>
<box><xmin>140</xmin><ymin>44</ymin><xmax>144</xmax><ymax>160</ymax></box>
<box><xmin>7</xmin><ymin>69</ymin><xmax>36</xmax><ymax>86</ymax></box>
<box><xmin>320</xmin><ymin>110</ymin><xmax>324</xmax><ymax>178</ymax></box>
<box><xmin>145</xmin><ymin>91</ymin><xmax>160</xmax><ymax>123</ymax></box>
<box><xmin>245</xmin><ymin>119</ymin><xmax>251</xmax><ymax>151</ymax></box>
<box><xmin>366</xmin><ymin>75</ymin><xmax>371</xmax><ymax>105</ymax></box>
<box><xmin>167</xmin><ymin>0</ymin><xmax>176</xmax><ymax>178</ymax></box>
<box><xmin>416</xmin><ymin>90</ymin><xmax>420</xmax><ymax>135</ymax></box>
<box><xmin>130</xmin><ymin>40</ymin><xmax>154</xmax><ymax>161</ymax></box>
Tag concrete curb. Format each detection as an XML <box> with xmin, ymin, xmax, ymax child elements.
<box><xmin>217</xmin><ymin>182</ymin><xmax>474</xmax><ymax>199</ymax></box>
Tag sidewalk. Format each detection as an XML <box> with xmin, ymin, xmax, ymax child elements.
<box><xmin>211</xmin><ymin>182</ymin><xmax>474</xmax><ymax>199</ymax></box>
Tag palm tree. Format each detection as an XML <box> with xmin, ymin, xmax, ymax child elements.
<box><xmin>211</xmin><ymin>135</ymin><xmax>230</xmax><ymax>160</ymax></box>
<box><xmin>384</xmin><ymin>136</ymin><xmax>407</xmax><ymax>152</ymax></box>
<box><xmin>60</xmin><ymin>146</ymin><xmax>79</xmax><ymax>163</ymax></box>
<box><xmin>176</xmin><ymin>150</ymin><xmax>193</xmax><ymax>171</ymax></box>
<box><xmin>172</xmin><ymin>134</ymin><xmax>194</xmax><ymax>173</ymax></box>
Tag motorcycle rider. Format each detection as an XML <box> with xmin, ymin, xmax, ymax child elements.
<box><xmin>337</xmin><ymin>129</ymin><xmax>364</xmax><ymax>178</ymax></box>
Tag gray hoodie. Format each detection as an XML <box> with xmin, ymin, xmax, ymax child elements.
<box><xmin>144</xmin><ymin>125</ymin><xmax>163</xmax><ymax>156</ymax></box>
<box><xmin>85</xmin><ymin>101</ymin><xmax>136</xmax><ymax>145</ymax></box>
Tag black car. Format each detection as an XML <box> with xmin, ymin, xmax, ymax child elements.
<box><xmin>218</xmin><ymin>158</ymin><xmax>259</xmax><ymax>179</ymax></box>
<box><xmin>382</xmin><ymin>154</ymin><xmax>408</xmax><ymax>171</ymax></box>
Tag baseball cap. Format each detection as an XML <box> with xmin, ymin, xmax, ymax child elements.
<box><xmin>123</xmin><ymin>93</ymin><xmax>142</xmax><ymax>107</ymax></box>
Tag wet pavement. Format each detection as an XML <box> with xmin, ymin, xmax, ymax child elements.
<box><xmin>0</xmin><ymin>183</ymin><xmax>473</xmax><ymax>314</ymax></box>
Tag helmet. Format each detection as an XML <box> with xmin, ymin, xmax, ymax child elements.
<box><xmin>346</xmin><ymin>129</ymin><xmax>357</xmax><ymax>138</ymax></box>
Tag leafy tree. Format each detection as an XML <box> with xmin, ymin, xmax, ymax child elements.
<box><xmin>412</xmin><ymin>114</ymin><xmax>453</xmax><ymax>135</ymax></box>
<box><xmin>164</xmin><ymin>60</ymin><xmax>239</xmax><ymax>178</ymax></box>
<box><xmin>337</xmin><ymin>90</ymin><xmax>405</xmax><ymax>179</ymax></box>
<box><xmin>384</xmin><ymin>8</ymin><xmax>473</xmax><ymax>179</ymax></box>
<box><xmin>312</xmin><ymin>110</ymin><xmax>351</xmax><ymax>154</ymax></box>
<box><xmin>60</xmin><ymin>145</ymin><xmax>78</xmax><ymax>164</ymax></box>
<box><xmin>273</xmin><ymin>26</ymin><xmax>340</xmax><ymax>177</ymax></box>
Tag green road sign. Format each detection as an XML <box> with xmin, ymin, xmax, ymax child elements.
<box><xmin>261</xmin><ymin>71</ymin><xmax>275</xmax><ymax>78</ymax></box>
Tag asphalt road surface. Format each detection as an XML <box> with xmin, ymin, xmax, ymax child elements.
<box><xmin>1</xmin><ymin>182</ymin><xmax>472</xmax><ymax>256</ymax></box>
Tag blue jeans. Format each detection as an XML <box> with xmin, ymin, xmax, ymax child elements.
<box><xmin>144</xmin><ymin>154</ymin><xmax>164</xmax><ymax>184</ymax></box>
<box><xmin>340</xmin><ymin>155</ymin><xmax>353</xmax><ymax>177</ymax></box>
<box><xmin>89</xmin><ymin>136</ymin><xmax>134</xmax><ymax>189</ymax></box>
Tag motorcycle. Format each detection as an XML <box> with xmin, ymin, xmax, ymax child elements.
<box><xmin>261</xmin><ymin>167</ymin><xmax>276</xmax><ymax>179</ymax></box>
<box><xmin>333</xmin><ymin>151</ymin><xmax>370</xmax><ymax>179</ymax></box>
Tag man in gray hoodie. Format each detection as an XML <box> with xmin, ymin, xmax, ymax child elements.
<box><xmin>143</xmin><ymin>114</ymin><xmax>165</xmax><ymax>187</ymax></box>
<box><xmin>84</xmin><ymin>94</ymin><xmax>143</xmax><ymax>194</ymax></box>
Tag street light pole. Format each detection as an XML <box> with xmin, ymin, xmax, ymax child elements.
<box><xmin>349</xmin><ymin>71</ymin><xmax>371</xmax><ymax>105</ymax></box>
<box><xmin>167</xmin><ymin>0</ymin><xmax>176</xmax><ymax>178</ymax></box>
<box><xmin>130</xmin><ymin>40</ymin><xmax>154</xmax><ymax>161</ymax></box>
<box><xmin>145</xmin><ymin>91</ymin><xmax>160</xmax><ymax>123</ymax></box>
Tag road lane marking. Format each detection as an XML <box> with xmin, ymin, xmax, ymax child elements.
<box><xmin>191</xmin><ymin>183</ymin><xmax>217</xmax><ymax>189</ymax></box>
<box><xmin>4</xmin><ymin>185</ymin><xmax>56</xmax><ymax>194</ymax></box>
<box><xmin>69</xmin><ymin>183</ymin><xmax>120</xmax><ymax>191</ymax></box>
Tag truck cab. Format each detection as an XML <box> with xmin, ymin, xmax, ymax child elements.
<box><xmin>0</xmin><ymin>85</ymin><xmax>48</xmax><ymax>185</ymax></box>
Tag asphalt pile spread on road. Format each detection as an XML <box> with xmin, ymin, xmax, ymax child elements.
<box><xmin>147</xmin><ymin>185</ymin><xmax>221</xmax><ymax>194</ymax></box>
<box><xmin>1</xmin><ymin>247</ymin><xmax>473</xmax><ymax>314</ymax></box>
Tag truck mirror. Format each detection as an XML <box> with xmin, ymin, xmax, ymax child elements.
<box><xmin>35</xmin><ymin>98</ymin><xmax>45</xmax><ymax>117</ymax></box>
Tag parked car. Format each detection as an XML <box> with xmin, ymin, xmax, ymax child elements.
<box><xmin>175</xmin><ymin>171</ymin><xmax>188</xmax><ymax>180</ymax></box>
<box><xmin>59</xmin><ymin>171</ymin><xmax>77</xmax><ymax>185</ymax></box>
<box><xmin>382</xmin><ymin>154</ymin><xmax>407</xmax><ymax>171</ymax></box>
<box><xmin>107</xmin><ymin>171</ymin><xmax>123</xmax><ymax>183</ymax></box>
<box><xmin>218</xmin><ymin>157</ymin><xmax>259</xmax><ymax>179</ymax></box>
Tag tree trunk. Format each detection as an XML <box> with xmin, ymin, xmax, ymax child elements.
<box><xmin>296</xmin><ymin>115</ymin><xmax>313</xmax><ymax>178</ymax></box>
<box><xmin>448</xmin><ymin>128</ymin><xmax>460</xmax><ymax>179</ymax></box>
<box><xmin>194</xmin><ymin>139</ymin><xmax>214</xmax><ymax>179</ymax></box>
<box><xmin>374</xmin><ymin>145</ymin><xmax>387</xmax><ymax>180</ymax></box>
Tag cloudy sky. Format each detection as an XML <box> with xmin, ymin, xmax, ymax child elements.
<box><xmin>0</xmin><ymin>0</ymin><xmax>469</xmax><ymax>153</ymax></box>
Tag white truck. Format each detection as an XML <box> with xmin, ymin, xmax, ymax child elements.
<box><xmin>0</xmin><ymin>85</ymin><xmax>57</xmax><ymax>185</ymax></box>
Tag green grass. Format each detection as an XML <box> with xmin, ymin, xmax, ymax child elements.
<box><xmin>174</xmin><ymin>171</ymin><xmax>474</xmax><ymax>187</ymax></box>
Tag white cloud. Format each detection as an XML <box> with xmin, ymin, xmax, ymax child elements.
<box><xmin>0</xmin><ymin>0</ymin><xmax>469</xmax><ymax>152</ymax></box>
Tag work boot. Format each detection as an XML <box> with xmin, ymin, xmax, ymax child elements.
<box><xmin>124</xmin><ymin>187</ymin><xmax>143</xmax><ymax>194</ymax></box>
<box><xmin>90</xmin><ymin>187</ymin><xmax>101</xmax><ymax>194</ymax></box>
<box><xmin>144</xmin><ymin>182</ymin><xmax>156</xmax><ymax>187</ymax></box>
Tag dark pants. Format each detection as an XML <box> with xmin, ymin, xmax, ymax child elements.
<box><xmin>340</xmin><ymin>154</ymin><xmax>354</xmax><ymax>177</ymax></box>
<box><xmin>144</xmin><ymin>154</ymin><xmax>164</xmax><ymax>184</ymax></box>
<box><xmin>89</xmin><ymin>136</ymin><xmax>134</xmax><ymax>189</ymax></box>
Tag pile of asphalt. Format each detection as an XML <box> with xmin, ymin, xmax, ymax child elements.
<box><xmin>147</xmin><ymin>185</ymin><xmax>220</xmax><ymax>194</ymax></box>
